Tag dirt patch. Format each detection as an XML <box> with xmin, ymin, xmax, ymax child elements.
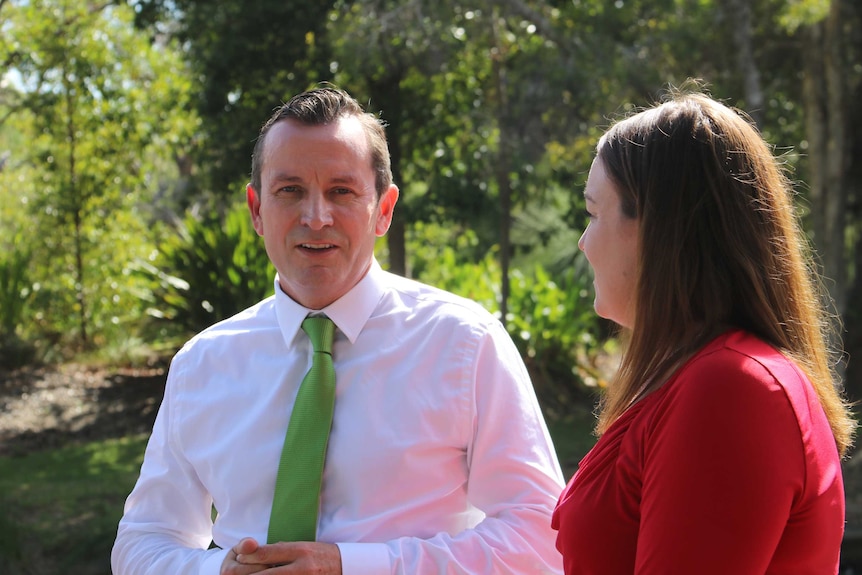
<box><xmin>0</xmin><ymin>362</ymin><xmax>166</xmax><ymax>457</ymax></box>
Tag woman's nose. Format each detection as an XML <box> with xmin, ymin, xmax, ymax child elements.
<box><xmin>577</xmin><ymin>226</ymin><xmax>588</xmax><ymax>251</ymax></box>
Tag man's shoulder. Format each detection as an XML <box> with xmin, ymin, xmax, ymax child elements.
<box><xmin>180</xmin><ymin>294</ymin><xmax>278</xmax><ymax>350</ymax></box>
<box><xmin>381</xmin><ymin>271</ymin><xmax>499</xmax><ymax>325</ymax></box>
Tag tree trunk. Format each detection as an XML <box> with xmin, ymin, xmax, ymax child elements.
<box><xmin>491</xmin><ymin>10</ymin><xmax>512</xmax><ymax>322</ymax></box>
<box><xmin>800</xmin><ymin>0</ymin><xmax>862</xmax><ymax>404</ymax></box>
<box><xmin>726</xmin><ymin>0</ymin><xmax>765</xmax><ymax>127</ymax></box>
<box><xmin>65</xmin><ymin>70</ymin><xmax>88</xmax><ymax>347</ymax></box>
<box><xmin>368</xmin><ymin>73</ymin><xmax>407</xmax><ymax>277</ymax></box>
<box><xmin>808</xmin><ymin>1</ymin><xmax>850</xmax><ymax>314</ymax></box>
<box><xmin>827</xmin><ymin>0</ymin><xmax>862</xmax><ymax>404</ymax></box>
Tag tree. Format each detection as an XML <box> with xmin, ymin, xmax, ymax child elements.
<box><xmin>328</xmin><ymin>0</ymin><xmax>599</xmax><ymax>304</ymax></box>
<box><xmin>324</xmin><ymin>0</ymin><xmax>462</xmax><ymax>276</ymax></box>
<box><xmin>1</xmin><ymin>0</ymin><xmax>197</xmax><ymax>350</ymax></box>
<box><xmin>128</xmin><ymin>0</ymin><xmax>339</xmax><ymax>203</ymax></box>
<box><xmin>796</xmin><ymin>0</ymin><xmax>862</xmax><ymax>403</ymax></box>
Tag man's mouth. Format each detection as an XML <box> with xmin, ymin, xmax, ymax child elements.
<box><xmin>300</xmin><ymin>243</ymin><xmax>335</xmax><ymax>250</ymax></box>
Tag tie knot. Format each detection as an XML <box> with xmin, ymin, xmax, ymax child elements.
<box><xmin>302</xmin><ymin>316</ymin><xmax>335</xmax><ymax>354</ymax></box>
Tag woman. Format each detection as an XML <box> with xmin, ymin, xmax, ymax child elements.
<box><xmin>552</xmin><ymin>88</ymin><xmax>856</xmax><ymax>574</ymax></box>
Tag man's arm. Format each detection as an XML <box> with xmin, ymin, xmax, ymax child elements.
<box><xmin>111</xmin><ymin>366</ymin><xmax>228</xmax><ymax>575</ymax></box>
<box><xmin>378</xmin><ymin>321</ymin><xmax>565</xmax><ymax>575</ymax></box>
<box><xmin>343</xmin><ymin>322</ymin><xmax>565</xmax><ymax>575</ymax></box>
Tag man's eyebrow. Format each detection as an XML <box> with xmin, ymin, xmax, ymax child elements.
<box><xmin>270</xmin><ymin>173</ymin><xmax>360</xmax><ymax>185</ymax></box>
<box><xmin>330</xmin><ymin>174</ymin><xmax>359</xmax><ymax>185</ymax></box>
<box><xmin>270</xmin><ymin>172</ymin><xmax>302</xmax><ymax>184</ymax></box>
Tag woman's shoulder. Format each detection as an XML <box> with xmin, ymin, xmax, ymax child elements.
<box><xmin>664</xmin><ymin>329</ymin><xmax>808</xmax><ymax>412</ymax></box>
<box><xmin>683</xmin><ymin>329</ymin><xmax>801</xmax><ymax>383</ymax></box>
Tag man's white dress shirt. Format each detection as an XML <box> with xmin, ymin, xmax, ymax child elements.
<box><xmin>112</xmin><ymin>259</ymin><xmax>565</xmax><ymax>575</ymax></box>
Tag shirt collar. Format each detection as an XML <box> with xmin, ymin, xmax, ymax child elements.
<box><xmin>274</xmin><ymin>258</ymin><xmax>386</xmax><ymax>347</ymax></box>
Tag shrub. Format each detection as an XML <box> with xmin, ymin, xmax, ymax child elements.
<box><xmin>136</xmin><ymin>202</ymin><xmax>274</xmax><ymax>339</ymax></box>
<box><xmin>0</xmin><ymin>239</ymin><xmax>36</xmax><ymax>369</ymax></box>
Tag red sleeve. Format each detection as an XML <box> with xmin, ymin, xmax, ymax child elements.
<box><xmin>635</xmin><ymin>349</ymin><xmax>804</xmax><ymax>574</ymax></box>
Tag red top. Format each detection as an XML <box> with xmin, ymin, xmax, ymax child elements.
<box><xmin>552</xmin><ymin>330</ymin><xmax>845</xmax><ymax>574</ymax></box>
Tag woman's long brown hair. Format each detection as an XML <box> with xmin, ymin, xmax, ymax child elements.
<box><xmin>594</xmin><ymin>88</ymin><xmax>856</xmax><ymax>456</ymax></box>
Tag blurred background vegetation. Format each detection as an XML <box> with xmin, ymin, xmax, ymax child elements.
<box><xmin>1</xmin><ymin>0</ymin><xmax>862</xmax><ymax>572</ymax></box>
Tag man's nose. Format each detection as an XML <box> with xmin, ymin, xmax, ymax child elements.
<box><xmin>300</xmin><ymin>193</ymin><xmax>334</xmax><ymax>229</ymax></box>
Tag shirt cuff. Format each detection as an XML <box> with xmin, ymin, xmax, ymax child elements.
<box><xmin>336</xmin><ymin>542</ymin><xmax>391</xmax><ymax>575</ymax></box>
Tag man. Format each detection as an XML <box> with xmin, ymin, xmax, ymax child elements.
<box><xmin>112</xmin><ymin>87</ymin><xmax>564</xmax><ymax>575</ymax></box>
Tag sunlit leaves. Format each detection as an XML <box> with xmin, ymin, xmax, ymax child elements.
<box><xmin>777</xmin><ymin>0</ymin><xmax>830</xmax><ymax>32</ymax></box>
<box><xmin>1</xmin><ymin>0</ymin><xmax>198</xmax><ymax>350</ymax></box>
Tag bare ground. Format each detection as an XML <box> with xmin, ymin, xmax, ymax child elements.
<box><xmin>0</xmin><ymin>362</ymin><xmax>166</xmax><ymax>457</ymax></box>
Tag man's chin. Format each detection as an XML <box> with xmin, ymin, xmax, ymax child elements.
<box><xmin>279</xmin><ymin>274</ymin><xmax>345</xmax><ymax>310</ymax></box>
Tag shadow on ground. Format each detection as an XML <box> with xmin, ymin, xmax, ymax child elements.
<box><xmin>0</xmin><ymin>362</ymin><xmax>166</xmax><ymax>457</ymax></box>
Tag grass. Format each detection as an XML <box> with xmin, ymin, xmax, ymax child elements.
<box><xmin>0</xmin><ymin>434</ymin><xmax>149</xmax><ymax>575</ymax></box>
<box><xmin>0</xmin><ymin>410</ymin><xmax>596</xmax><ymax>575</ymax></box>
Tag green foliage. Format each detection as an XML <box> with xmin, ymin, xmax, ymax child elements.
<box><xmin>0</xmin><ymin>235</ymin><xmax>36</xmax><ymax>368</ymax></box>
<box><xmin>547</xmin><ymin>406</ymin><xmax>599</xmax><ymax>476</ymax></box>
<box><xmin>406</xmin><ymin>222</ymin><xmax>497</xmax><ymax>302</ymax></box>
<box><xmin>129</xmin><ymin>0</ymin><xmax>339</xmax><ymax>198</ymax></box>
<box><xmin>777</xmin><ymin>0</ymin><xmax>830</xmax><ymax>32</ymax></box>
<box><xmin>1</xmin><ymin>0</ymin><xmax>199</xmax><ymax>352</ymax></box>
<box><xmin>0</xmin><ymin>0</ymin><xmax>842</xmax><ymax>378</ymax></box>
<box><xmin>139</xmin><ymin>202</ymin><xmax>275</xmax><ymax>338</ymax></box>
<box><xmin>0</xmin><ymin>235</ymin><xmax>30</xmax><ymax>335</ymax></box>
<box><xmin>507</xmin><ymin>265</ymin><xmax>595</xmax><ymax>361</ymax></box>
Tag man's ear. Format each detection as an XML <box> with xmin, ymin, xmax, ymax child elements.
<box><xmin>247</xmin><ymin>184</ymin><xmax>264</xmax><ymax>236</ymax></box>
<box><xmin>375</xmin><ymin>184</ymin><xmax>399</xmax><ymax>236</ymax></box>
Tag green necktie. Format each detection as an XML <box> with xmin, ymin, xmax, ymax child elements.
<box><xmin>267</xmin><ymin>316</ymin><xmax>336</xmax><ymax>543</ymax></box>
